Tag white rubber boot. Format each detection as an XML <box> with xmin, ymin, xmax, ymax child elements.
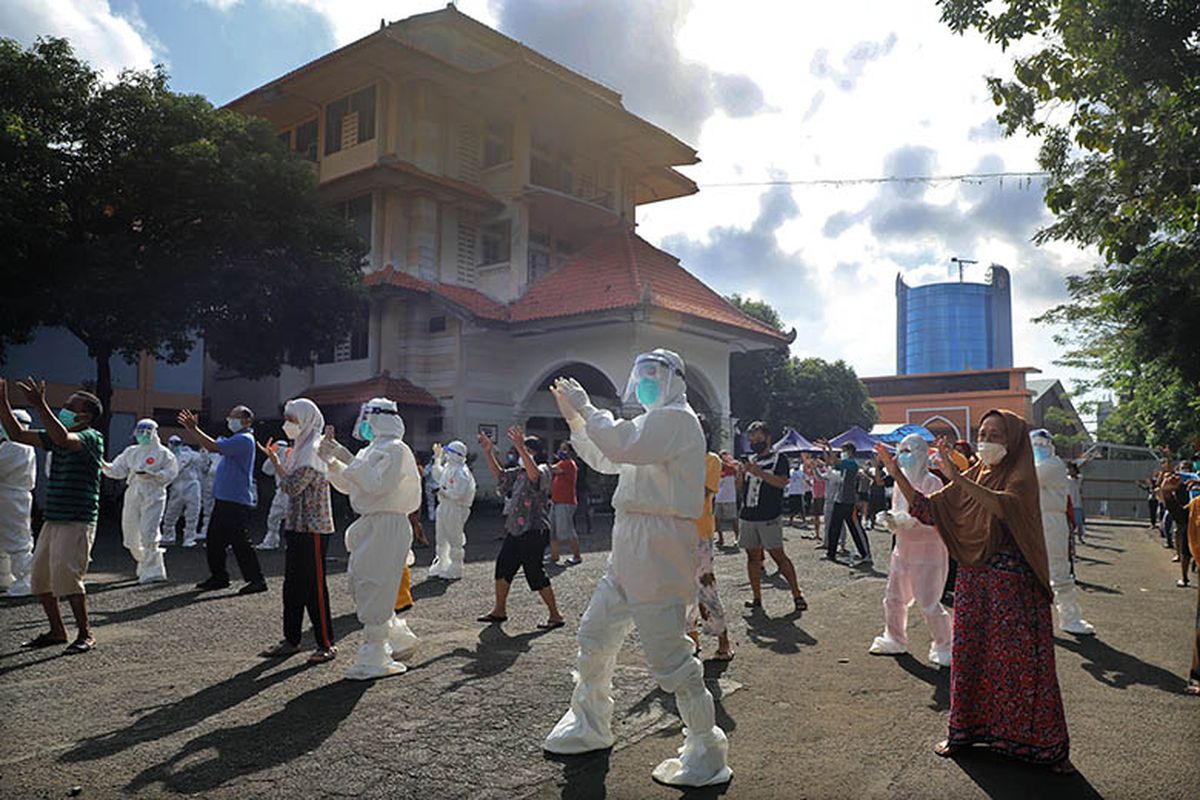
<box><xmin>388</xmin><ymin>615</ymin><xmax>420</xmax><ymax>662</ymax></box>
<box><xmin>5</xmin><ymin>550</ymin><xmax>34</xmax><ymax>597</ymax></box>
<box><xmin>345</xmin><ymin>623</ymin><xmax>407</xmax><ymax>681</ymax></box>
<box><xmin>869</xmin><ymin>632</ymin><xmax>907</xmax><ymax>655</ymax></box>
<box><xmin>651</xmin><ymin>684</ymin><xmax>732</xmax><ymax>787</ymax></box>
<box><xmin>928</xmin><ymin>644</ymin><xmax>952</xmax><ymax>668</ymax></box>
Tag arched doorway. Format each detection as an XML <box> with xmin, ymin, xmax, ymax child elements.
<box><xmin>921</xmin><ymin>415</ymin><xmax>962</xmax><ymax>442</ymax></box>
<box><xmin>518</xmin><ymin>361</ymin><xmax>621</xmax><ymax>453</ymax></box>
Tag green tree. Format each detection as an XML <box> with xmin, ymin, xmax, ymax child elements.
<box><xmin>726</xmin><ymin>295</ymin><xmax>877</xmax><ymax>438</ymax></box>
<box><xmin>0</xmin><ymin>38</ymin><xmax>366</xmax><ymax>437</ymax></box>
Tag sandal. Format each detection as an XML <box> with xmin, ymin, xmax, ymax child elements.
<box><xmin>537</xmin><ymin>619</ymin><xmax>566</xmax><ymax>630</ymax></box>
<box><xmin>1184</xmin><ymin>682</ymin><xmax>1200</xmax><ymax>696</ymax></box>
<box><xmin>21</xmin><ymin>632</ymin><xmax>68</xmax><ymax>649</ymax></box>
<box><xmin>744</xmin><ymin>599</ymin><xmax>762</xmax><ymax>609</ymax></box>
<box><xmin>794</xmin><ymin>595</ymin><xmax>809</xmax><ymax>612</ymax></box>
<box><xmin>476</xmin><ymin>613</ymin><xmax>508</xmax><ymax>623</ymax></box>
<box><xmin>394</xmin><ymin>603</ymin><xmax>414</xmax><ymax>614</ymax></box>
<box><xmin>259</xmin><ymin>640</ymin><xmax>302</xmax><ymax>658</ymax></box>
<box><xmin>308</xmin><ymin>646</ymin><xmax>337</xmax><ymax>664</ymax></box>
<box><xmin>711</xmin><ymin>650</ymin><xmax>735</xmax><ymax>662</ymax></box>
<box><xmin>64</xmin><ymin>637</ymin><xmax>95</xmax><ymax>655</ymax></box>
<box><xmin>932</xmin><ymin>740</ymin><xmax>960</xmax><ymax>758</ymax></box>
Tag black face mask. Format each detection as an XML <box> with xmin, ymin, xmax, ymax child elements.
<box><xmin>751</xmin><ymin>439</ymin><xmax>769</xmax><ymax>454</ymax></box>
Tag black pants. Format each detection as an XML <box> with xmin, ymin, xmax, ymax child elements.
<box><xmin>1148</xmin><ymin>498</ymin><xmax>1159</xmax><ymax>525</ymax></box>
<box><xmin>206</xmin><ymin>500</ymin><xmax>265</xmax><ymax>584</ymax></box>
<box><xmin>826</xmin><ymin>501</ymin><xmax>870</xmax><ymax>560</ymax></box>
<box><xmin>495</xmin><ymin>530</ymin><xmax>551</xmax><ymax>591</ymax></box>
<box><xmin>283</xmin><ymin>531</ymin><xmax>334</xmax><ymax>649</ymax></box>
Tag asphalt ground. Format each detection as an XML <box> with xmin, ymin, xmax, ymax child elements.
<box><xmin>0</xmin><ymin>510</ymin><xmax>1195</xmax><ymax>799</ymax></box>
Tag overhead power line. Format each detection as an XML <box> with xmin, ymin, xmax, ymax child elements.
<box><xmin>696</xmin><ymin>170</ymin><xmax>1050</xmax><ymax>189</ymax></box>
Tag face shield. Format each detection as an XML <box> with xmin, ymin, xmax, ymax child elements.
<box><xmin>896</xmin><ymin>432</ymin><xmax>929</xmax><ymax>476</ymax></box>
<box><xmin>1029</xmin><ymin>428</ymin><xmax>1055</xmax><ymax>465</ymax></box>
<box><xmin>135</xmin><ymin>418</ymin><xmax>158</xmax><ymax>446</ymax></box>
<box><xmin>623</xmin><ymin>349</ymin><xmax>686</xmax><ymax>409</ymax></box>
<box><xmin>444</xmin><ymin>440</ymin><xmax>468</xmax><ymax>466</ymax></box>
<box><xmin>354</xmin><ymin>397</ymin><xmax>406</xmax><ymax>442</ymax></box>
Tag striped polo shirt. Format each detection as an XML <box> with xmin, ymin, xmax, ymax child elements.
<box><xmin>40</xmin><ymin>429</ymin><xmax>104</xmax><ymax>523</ymax></box>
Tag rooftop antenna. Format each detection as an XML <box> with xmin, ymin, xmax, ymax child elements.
<box><xmin>950</xmin><ymin>256</ymin><xmax>977</xmax><ymax>283</ymax></box>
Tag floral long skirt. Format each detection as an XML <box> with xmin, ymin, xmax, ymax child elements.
<box><xmin>949</xmin><ymin>551</ymin><xmax>1070</xmax><ymax>764</ymax></box>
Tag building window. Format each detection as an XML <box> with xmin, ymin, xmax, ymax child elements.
<box><xmin>456</xmin><ymin>216</ymin><xmax>478</xmax><ymax>285</ymax></box>
<box><xmin>316</xmin><ymin>310</ymin><xmax>369</xmax><ymax>364</ymax></box>
<box><xmin>334</xmin><ymin>194</ymin><xmax>373</xmax><ymax>250</ymax></box>
<box><xmin>428</xmin><ymin>315</ymin><xmax>447</xmax><ymax>333</ymax></box>
<box><xmin>294</xmin><ymin>119</ymin><xmax>318</xmax><ymax>161</ymax></box>
<box><xmin>324</xmin><ymin>85</ymin><xmax>376</xmax><ymax>156</ymax></box>
<box><xmin>277</xmin><ymin>130</ymin><xmax>292</xmax><ymax>150</ymax></box>
<box><xmin>481</xmin><ymin>220</ymin><xmax>510</xmax><ymax>265</ymax></box>
<box><xmin>483</xmin><ymin>120</ymin><xmax>512</xmax><ymax>167</ymax></box>
<box><xmin>528</xmin><ymin>249</ymin><xmax>550</xmax><ymax>284</ymax></box>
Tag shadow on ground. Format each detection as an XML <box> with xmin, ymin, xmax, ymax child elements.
<box><xmin>952</xmin><ymin>748</ymin><xmax>1101</xmax><ymax>799</ymax></box>
<box><xmin>1054</xmin><ymin>634</ymin><xmax>1187</xmax><ymax>693</ymax></box>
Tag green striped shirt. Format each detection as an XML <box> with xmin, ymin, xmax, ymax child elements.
<box><xmin>40</xmin><ymin>429</ymin><xmax>104</xmax><ymax>523</ymax></box>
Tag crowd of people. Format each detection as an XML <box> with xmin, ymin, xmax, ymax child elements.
<box><xmin>1</xmin><ymin>344</ymin><xmax>1197</xmax><ymax>787</ymax></box>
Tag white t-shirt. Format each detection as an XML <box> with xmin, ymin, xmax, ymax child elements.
<box><xmin>786</xmin><ymin>464</ymin><xmax>809</xmax><ymax>496</ymax></box>
<box><xmin>715</xmin><ymin>473</ymin><xmax>737</xmax><ymax>504</ymax></box>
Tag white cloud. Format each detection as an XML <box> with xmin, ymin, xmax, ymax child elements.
<box><xmin>0</xmin><ymin>0</ymin><xmax>158</xmax><ymax>77</ymax></box>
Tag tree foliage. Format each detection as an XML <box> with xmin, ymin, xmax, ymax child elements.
<box><xmin>0</xmin><ymin>38</ymin><xmax>366</xmax><ymax>429</ymax></box>
<box><xmin>726</xmin><ymin>295</ymin><xmax>877</xmax><ymax>438</ymax></box>
<box><xmin>939</xmin><ymin>0</ymin><xmax>1200</xmax><ymax>449</ymax></box>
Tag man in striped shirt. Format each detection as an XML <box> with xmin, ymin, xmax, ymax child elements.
<box><xmin>0</xmin><ymin>378</ymin><xmax>103</xmax><ymax>654</ymax></box>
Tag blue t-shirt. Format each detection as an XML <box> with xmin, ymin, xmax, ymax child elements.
<box><xmin>833</xmin><ymin>458</ymin><xmax>859</xmax><ymax>504</ymax></box>
<box><xmin>214</xmin><ymin>429</ymin><xmax>256</xmax><ymax>506</ymax></box>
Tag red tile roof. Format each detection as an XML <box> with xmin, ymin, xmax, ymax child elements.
<box><xmin>511</xmin><ymin>227</ymin><xmax>793</xmax><ymax>342</ymax></box>
<box><xmin>304</xmin><ymin>372</ymin><xmax>440</xmax><ymax>409</ymax></box>
<box><xmin>365</xmin><ymin>227</ymin><xmax>792</xmax><ymax>343</ymax></box>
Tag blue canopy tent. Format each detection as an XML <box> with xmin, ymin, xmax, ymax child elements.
<box><xmin>828</xmin><ymin>425</ymin><xmax>879</xmax><ymax>454</ymax></box>
<box><xmin>871</xmin><ymin>423</ymin><xmax>935</xmax><ymax>445</ymax></box>
<box><xmin>772</xmin><ymin>428</ymin><xmax>818</xmax><ymax>454</ymax></box>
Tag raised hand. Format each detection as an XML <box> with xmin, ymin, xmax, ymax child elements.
<box><xmin>177</xmin><ymin>409</ymin><xmax>199</xmax><ymax>431</ymax></box>
<box><xmin>936</xmin><ymin>439</ymin><xmax>962</xmax><ymax>481</ymax></box>
<box><xmin>16</xmin><ymin>377</ymin><xmax>46</xmax><ymax>406</ymax></box>
<box><xmin>873</xmin><ymin>442</ymin><xmax>898</xmax><ymax>475</ymax></box>
<box><xmin>554</xmin><ymin>377</ymin><xmax>590</xmax><ymax>415</ymax></box>
<box><xmin>507</xmin><ymin>425</ymin><xmax>525</xmax><ymax>447</ymax></box>
<box><xmin>476</xmin><ymin>431</ymin><xmax>494</xmax><ymax>451</ymax></box>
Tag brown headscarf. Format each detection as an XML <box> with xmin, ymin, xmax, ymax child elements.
<box><xmin>928</xmin><ymin>409</ymin><xmax>1052</xmax><ymax>598</ymax></box>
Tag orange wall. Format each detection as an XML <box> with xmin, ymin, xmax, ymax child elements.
<box><xmin>871</xmin><ymin>390</ymin><xmax>1033</xmax><ymax>442</ymax></box>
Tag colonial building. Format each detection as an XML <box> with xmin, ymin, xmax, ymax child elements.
<box><xmin>210</xmin><ymin>6</ymin><xmax>791</xmax><ymax>483</ymax></box>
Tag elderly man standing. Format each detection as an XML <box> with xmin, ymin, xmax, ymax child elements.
<box><xmin>179</xmin><ymin>406</ymin><xmax>267</xmax><ymax>595</ymax></box>
<box><xmin>543</xmin><ymin>349</ymin><xmax>731</xmax><ymax>788</ymax></box>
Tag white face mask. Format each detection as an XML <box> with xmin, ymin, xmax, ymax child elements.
<box><xmin>282</xmin><ymin>421</ymin><xmax>301</xmax><ymax>440</ymax></box>
<box><xmin>977</xmin><ymin>442</ymin><xmax>1007</xmax><ymax>466</ymax></box>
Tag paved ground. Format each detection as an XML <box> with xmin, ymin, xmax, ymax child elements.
<box><xmin>0</xmin><ymin>511</ymin><xmax>1195</xmax><ymax>799</ymax></box>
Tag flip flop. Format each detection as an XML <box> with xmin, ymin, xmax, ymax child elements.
<box><xmin>711</xmin><ymin>650</ymin><xmax>735</xmax><ymax>662</ymax></box>
<box><xmin>794</xmin><ymin>595</ymin><xmax>809</xmax><ymax>612</ymax></box>
<box><xmin>21</xmin><ymin>633</ymin><xmax>68</xmax><ymax>649</ymax></box>
<box><xmin>537</xmin><ymin>620</ymin><xmax>566</xmax><ymax>630</ymax></box>
<box><xmin>476</xmin><ymin>614</ymin><xmax>507</xmax><ymax>623</ymax></box>
<box><xmin>64</xmin><ymin>638</ymin><xmax>95</xmax><ymax>655</ymax></box>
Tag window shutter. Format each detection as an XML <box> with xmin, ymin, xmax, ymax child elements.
<box><xmin>455</xmin><ymin>123</ymin><xmax>481</xmax><ymax>184</ymax></box>
<box><xmin>341</xmin><ymin>111</ymin><xmax>360</xmax><ymax>150</ymax></box>
<box><xmin>456</xmin><ymin>216</ymin><xmax>479</xmax><ymax>286</ymax></box>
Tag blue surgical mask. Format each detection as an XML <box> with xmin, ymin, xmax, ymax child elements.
<box><xmin>1033</xmin><ymin>445</ymin><xmax>1052</xmax><ymax>465</ymax></box>
<box><xmin>897</xmin><ymin>452</ymin><xmax>915</xmax><ymax>470</ymax></box>
<box><xmin>227</xmin><ymin>417</ymin><xmax>244</xmax><ymax>433</ymax></box>
<box><xmin>358</xmin><ymin>420</ymin><xmax>374</xmax><ymax>442</ymax></box>
<box><xmin>57</xmin><ymin>408</ymin><xmax>78</xmax><ymax>428</ymax></box>
<box><xmin>635</xmin><ymin>378</ymin><xmax>660</xmax><ymax>406</ymax></box>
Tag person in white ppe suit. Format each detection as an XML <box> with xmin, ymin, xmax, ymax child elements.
<box><xmin>0</xmin><ymin>409</ymin><xmax>37</xmax><ymax>596</ymax></box>
<box><xmin>319</xmin><ymin>398</ymin><xmax>422</xmax><ymax>679</ymax></box>
<box><xmin>197</xmin><ymin>452</ymin><xmax>219</xmax><ymax>545</ymax></box>
<box><xmin>163</xmin><ymin>435</ymin><xmax>205</xmax><ymax>547</ymax></box>
<box><xmin>1031</xmin><ymin>429</ymin><xmax>1095</xmax><ymax>635</ymax></box>
<box><xmin>428</xmin><ymin>440</ymin><xmax>475</xmax><ymax>580</ymax></box>
<box><xmin>869</xmin><ymin>433</ymin><xmax>953</xmax><ymax>666</ymax></box>
<box><xmin>544</xmin><ymin>349</ymin><xmax>732</xmax><ymax>788</ymax></box>
<box><xmin>102</xmin><ymin>419</ymin><xmax>178</xmax><ymax>583</ymax></box>
<box><xmin>257</xmin><ymin>441</ymin><xmax>290</xmax><ymax>550</ymax></box>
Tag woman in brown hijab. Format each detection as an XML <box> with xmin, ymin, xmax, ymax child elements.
<box><xmin>875</xmin><ymin>409</ymin><xmax>1073</xmax><ymax>774</ymax></box>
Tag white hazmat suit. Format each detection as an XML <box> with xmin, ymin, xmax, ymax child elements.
<box><xmin>320</xmin><ymin>398</ymin><xmax>422</xmax><ymax>680</ymax></box>
<box><xmin>0</xmin><ymin>409</ymin><xmax>37</xmax><ymax>596</ymax></box>
<box><xmin>544</xmin><ymin>349</ymin><xmax>731</xmax><ymax>788</ymax></box>
<box><xmin>1032</xmin><ymin>429</ymin><xmax>1095</xmax><ymax>635</ymax></box>
<box><xmin>869</xmin><ymin>433</ymin><xmax>953</xmax><ymax>666</ymax></box>
<box><xmin>103</xmin><ymin>419</ymin><xmax>178</xmax><ymax>583</ymax></box>
<box><xmin>428</xmin><ymin>440</ymin><xmax>475</xmax><ymax>580</ymax></box>
<box><xmin>258</xmin><ymin>445</ymin><xmax>290</xmax><ymax>550</ymax></box>
<box><xmin>198</xmin><ymin>453</ymin><xmax>220</xmax><ymax>543</ymax></box>
<box><xmin>163</xmin><ymin>436</ymin><xmax>205</xmax><ymax>547</ymax></box>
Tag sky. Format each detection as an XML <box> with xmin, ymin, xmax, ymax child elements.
<box><xmin>1</xmin><ymin>0</ymin><xmax>1101</xmax><ymax>414</ymax></box>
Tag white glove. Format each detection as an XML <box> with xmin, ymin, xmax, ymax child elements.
<box><xmin>318</xmin><ymin>436</ymin><xmax>353</xmax><ymax>466</ymax></box>
<box><xmin>555</xmin><ymin>377</ymin><xmax>591</xmax><ymax>415</ymax></box>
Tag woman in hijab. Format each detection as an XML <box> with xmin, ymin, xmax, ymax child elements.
<box><xmin>258</xmin><ymin>398</ymin><xmax>337</xmax><ymax>664</ymax></box>
<box><xmin>875</xmin><ymin>409</ymin><xmax>1073</xmax><ymax>774</ymax></box>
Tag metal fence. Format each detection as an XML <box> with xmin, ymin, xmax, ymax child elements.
<box><xmin>1078</xmin><ymin>442</ymin><xmax>1159</xmax><ymax>521</ymax></box>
